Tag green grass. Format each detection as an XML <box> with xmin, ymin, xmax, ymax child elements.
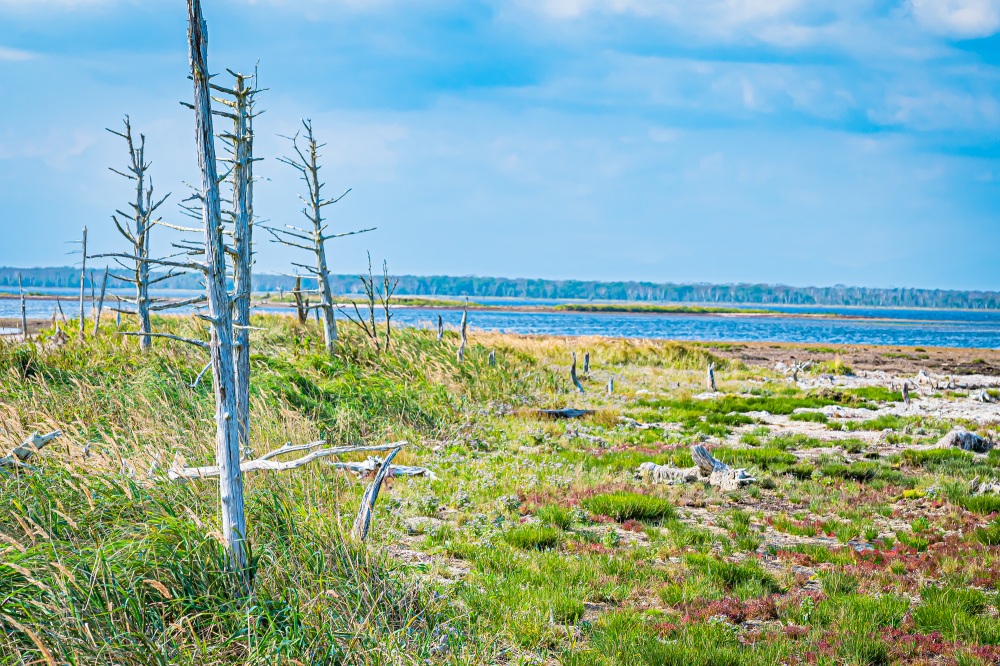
<box><xmin>4</xmin><ymin>315</ymin><xmax>1000</xmax><ymax>664</ymax></box>
<box><xmin>789</xmin><ymin>411</ymin><xmax>828</xmax><ymax>423</ymax></box>
<box><xmin>581</xmin><ymin>492</ymin><xmax>676</xmax><ymax>522</ymax></box>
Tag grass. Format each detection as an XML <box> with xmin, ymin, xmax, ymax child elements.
<box><xmin>581</xmin><ymin>492</ymin><xmax>676</xmax><ymax>522</ymax></box>
<box><xmin>3</xmin><ymin>315</ymin><xmax>1000</xmax><ymax>664</ymax></box>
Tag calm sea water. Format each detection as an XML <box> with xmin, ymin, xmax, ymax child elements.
<box><xmin>4</xmin><ymin>288</ymin><xmax>999</xmax><ymax>349</ymax></box>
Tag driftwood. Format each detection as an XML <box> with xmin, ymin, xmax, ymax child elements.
<box><xmin>969</xmin><ymin>476</ymin><xmax>1000</xmax><ymax>494</ymax></box>
<box><xmin>938</xmin><ymin>429</ymin><xmax>992</xmax><ymax>454</ymax></box>
<box><xmin>707</xmin><ymin>362</ymin><xmax>716</xmax><ymax>392</ymax></box>
<box><xmin>168</xmin><ymin>440</ymin><xmax>407</xmax><ymax>481</ymax></box>
<box><xmin>537</xmin><ymin>408</ymin><xmax>594</xmax><ymax>419</ymax></box>
<box><xmin>327</xmin><ymin>457</ymin><xmax>436</xmax><ymax>479</ymax></box>
<box><xmin>641</xmin><ymin>445</ymin><xmax>755</xmax><ymax>491</ymax></box>
<box><xmin>571</xmin><ymin>352</ymin><xmax>584</xmax><ymax>393</ymax></box>
<box><xmin>1</xmin><ymin>431</ymin><xmax>61</xmax><ymax>469</ymax></box>
<box><xmin>351</xmin><ymin>448</ymin><xmax>401</xmax><ymax>541</ymax></box>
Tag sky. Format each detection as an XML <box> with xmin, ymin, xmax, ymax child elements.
<box><xmin>0</xmin><ymin>0</ymin><xmax>998</xmax><ymax>290</ymax></box>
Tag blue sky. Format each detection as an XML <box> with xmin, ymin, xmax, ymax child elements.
<box><xmin>0</xmin><ymin>0</ymin><xmax>998</xmax><ymax>290</ymax></box>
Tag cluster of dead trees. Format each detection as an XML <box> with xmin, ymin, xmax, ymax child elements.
<box><xmin>6</xmin><ymin>1</ymin><xmax>422</xmax><ymax>591</ymax></box>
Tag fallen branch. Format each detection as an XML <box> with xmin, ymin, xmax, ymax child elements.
<box><xmin>537</xmin><ymin>408</ymin><xmax>594</xmax><ymax>419</ymax></box>
<box><xmin>640</xmin><ymin>444</ymin><xmax>755</xmax><ymax>491</ymax></box>
<box><xmin>1</xmin><ymin>431</ymin><xmax>61</xmax><ymax>469</ymax></box>
<box><xmin>168</xmin><ymin>440</ymin><xmax>406</xmax><ymax>481</ymax></box>
<box><xmin>352</xmin><ymin>447</ymin><xmax>401</xmax><ymax>541</ymax></box>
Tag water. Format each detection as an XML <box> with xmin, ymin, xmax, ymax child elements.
<box><xmin>4</xmin><ymin>290</ymin><xmax>1000</xmax><ymax>349</ymax></box>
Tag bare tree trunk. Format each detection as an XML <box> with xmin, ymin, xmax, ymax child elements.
<box><xmin>93</xmin><ymin>268</ymin><xmax>108</xmax><ymax>336</ymax></box>
<box><xmin>457</xmin><ymin>303</ymin><xmax>467</xmax><ymax>362</ymax></box>
<box><xmin>79</xmin><ymin>227</ymin><xmax>87</xmax><ymax>340</ymax></box>
<box><xmin>229</xmin><ymin>72</ymin><xmax>255</xmax><ymax>459</ymax></box>
<box><xmin>188</xmin><ymin>0</ymin><xmax>247</xmax><ymax>577</ymax></box>
<box><xmin>707</xmin><ymin>361</ymin><xmax>717</xmax><ymax>392</ymax></box>
<box><xmin>437</xmin><ymin>314</ymin><xmax>443</xmax><ymax>341</ymax></box>
<box><xmin>269</xmin><ymin>122</ymin><xmax>374</xmax><ymax>356</ymax></box>
<box><xmin>583</xmin><ymin>351</ymin><xmax>590</xmax><ymax>374</ymax></box>
<box><xmin>571</xmin><ymin>352</ymin><xmax>584</xmax><ymax>393</ymax></box>
<box><xmin>293</xmin><ymin>276</ymin><xmax>309</xmax><ymax>325</ymax></box>
<box><xmin>18</xmin><ymin>274</ymin><xmax>27</xmax><ymax>339</ymax></box>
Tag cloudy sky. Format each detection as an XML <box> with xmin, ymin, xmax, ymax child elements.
<box><xmin>1</xmin><ymin>0</ymin><xmax>998</xmax><ymax>289</ymax></box>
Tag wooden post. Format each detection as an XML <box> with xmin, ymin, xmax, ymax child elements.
<box><xmin>707</xmin><ymin>361</ymin><xmax>717</xmax><ymax>392</ymax></box>
<box><xmin>17</xmin><ymin>273</ymin><xmax>27</xmax><ymax>339</ymax></box>
<box><xmin>583</xmin><ymin>351</ymin><xmax>590</xmax><ymax>374</ymax></box>
<box><xmin>607</xmin><ymin>377</ymin><xmax>614</xmax><ymax>394</ymax></box>
<box><xmin>188</xmin><ymin>0</ymin><xmax>247</xmax><ymax>578</ymax></box>
<box><xmin>437</xmin><ymin>314</ymin><xmax>443</xmax><ymax>341</ymax></box>
<box><xmin>93</xmin><ymin>268</ymin><xmax>108</xmax><ymax>336</ymax></box>
<box><xmin>79</xmin><ymin>227</ymin><xmax>87</xmax><ymax>340</ymax></box>
<box><xmin>489</xmin><ymin>349</ymin><xmax>496</xmax><ymax>366</ymax></box>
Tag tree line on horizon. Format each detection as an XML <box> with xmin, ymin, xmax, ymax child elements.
<box><xmin>3</xmin><ymin>265</ymin><xmax>999</xmax><ymax>310</ymax></box>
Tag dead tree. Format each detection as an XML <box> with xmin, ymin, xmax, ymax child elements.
<box><xmin>292</xmin><ymin>276</ymin><xmax>309</xmax><ymax>325</ymax></box>
<box><xmin>77</xmin><ymin>227</ymin><xmax>87</xmax><ymax>340</ymax></box>
<box><xmin>102</xmin><ymin>117</ymin><xmax>178</xmax><ymax>350</ymax></box>
<box><xmin>266</xmin><ymin>120</ymin><xmax>373</xmax><ymax>355</ymax></box>
<box><xmin>489</xmin><ymin>349</ymin><xmax>496</xmax><ymax>366</ymax></box>
<box><xmin>583</xmin><ymin>352</ymin><xmax>590</xmax><ymax>374</ymax></box>
<box><xmin>457</xmin><ymin>302</ymin><xmax>468</xmax><ymax>362</ymax></box>
<box><xmin>380</xmin><ymin>260</ymin><xmax>398</xmax><ymax>352</ymax></box>
<box><xmin>214</xmin><ymin>70</ymin><xmax>261</xmax><ymax>459</ymax></box>
<box><xmin>437</xmin><ymin>314</ymin><xmax>444</xmax><ymax>341</ymax></box>
<box><xmin>571</xmin><ymin>352</ymin><xmax>584</xmax><ymax>393</ymax></box>
<box><xmin>707</xmin><ymin>361</ymin><xmax>717</xmax><ymax>392</ymax></box>
<box><xmin>17</xmin><ymin>274</ymin><xmax>27</xmax><ymax>339</ymax></box>
<box><xmin>349</xmin><ymin>254</ymin><xmax>381</xmax><ymax>352</ymax></box>
<box><xmin>92</xmin><ymin>268</ymin><xmax>109</xmax><ymax>336</ymax></box>
<box><xmin>186</xmin><ymin>0</ymin><xmax>247</xmax><ymax>577</ymax></box>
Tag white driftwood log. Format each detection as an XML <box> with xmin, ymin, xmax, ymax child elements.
<box><xmin>637</xmin><ymin>462</ymin><xmax>699</xmax><ymax>484</ymax></box>
<box><xmin>1</xmin><ymin>431</ymin><xmax>61</xmax><ymax>469</ymax></box>
<box><xmin>327</xmin><ymin>457</ymin><xmax>436</xmax><ymax>479</ymax></box>
<box><xmin>571</xmin><ymin>352</ymin><xmax>584</xmax><ymax>393</ymax></box>
<box><xmin>938</xmin><ymin>429</ymin><xmax>992</xmax><ymax>453</ymax></box>
<box><xmin>692</xmin><ymin>444</ymin><xmax>755</xmax><ymax>491</ymax></box>
<box><xmin>168</xmin><ymin>440</ymin><xmax>407</xmax><ymax>481</ymax></box>
<box><xmin>969</xmin><ymin>476</ymin><xmax>1000</xmax><ymax>494</ymax></box>
<box><xmin>352</xmin><ymin>447</ymin><xmax>401</xmax><ymax>541</ymax></box>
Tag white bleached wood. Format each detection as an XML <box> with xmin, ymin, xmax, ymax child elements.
<box><xmin>1</xmin><ymin>430</ymin><xmax>61</xmax><ymax>469</ymax></box>
<box><xmin>187</xmin><ymin>0</ymin><xmax>247</xmax><ymax>575</ymax></box>
<box><xmin>351</xmin><ymin>447</ymin><xmax>401</xmax><ymax>541</ymax></box>
<box><xmin>168</xmin><ymin>441</ymin><xmax>407</xmax><ymax>480</ymax></box>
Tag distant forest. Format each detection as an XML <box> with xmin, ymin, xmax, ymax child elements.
<box><xmin>2</xmin><ymin>266</ymin><xmax>998</xmax><ymax>309</ymax></box>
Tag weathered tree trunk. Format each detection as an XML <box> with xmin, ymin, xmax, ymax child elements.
<box><xmin>230</xmin><ymin>72</ymin><xmax>255</xmax><ymax>459</ymax></box>
<box><xmin>293</xmin><ymin>276</ymin><xmax>309</xmax><ymax>325</ymax></box>
<box><xmin>437</xmin><ymin>314</ymin><xmax>444</xmax><ymax>341</ymax></box>
<box><xmin>583</xmin><ymin>351</ymin><xmax>590</xmax><ymax>374</ymax></box>
<box><xmin>457</xmin><ymin>304</ymin><xmax>468</xmax><ymax>362</ymax></box>
<box><xmin>18</xmin><ymin>273</ymin><xmax>27</xmax><ymax>339</ymax></box>
<box><xmin>78</xmin><ymin>227</ymin><xmax>87</xmax><ymax>340</ymax></box>
<box><xmin>707</xmin><ymin>361</ymin><xmax>717</xmax><ymax>392</ymax></box>
<box><xmin>571</xmin><ymin>352</ymin><xmax>584</xmax><ymax>393</ymax></box>
<box><xmin>188</xmin><ymin>0</ymin><xmax>247</xmax><ymax>577</ymax></box>
<box><xmin>93</xmin><ymin>268</ymin><xmax>108</xmax><ymax>336</ymax></box>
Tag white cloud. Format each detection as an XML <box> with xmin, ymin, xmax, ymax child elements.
<box><xmin>0</xmin><ymin>46</ymin><xmax>34</xmax><ymax>61</ymax></box>
<box><xmin>910</xmin><ymin>0</ymin><xmax>1000</xmax><ymax>38</ymax></box>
